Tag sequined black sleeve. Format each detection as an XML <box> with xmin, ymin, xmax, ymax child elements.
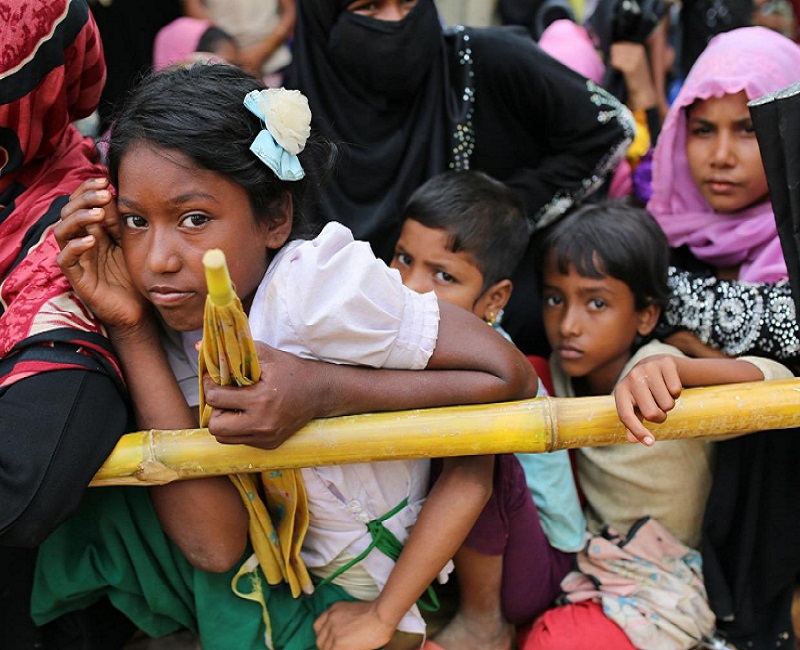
<box><xmin>662</xmin><ymin>267</ymin><xmax>800</xmax><ymax>361</ymax></box>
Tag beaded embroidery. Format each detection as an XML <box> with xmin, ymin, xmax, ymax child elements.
<box><xmin>534</xmin><ymin>81</ymin><xmax>635</xmax><ymax>231</ymax></box>
<box><xmin>447</xmin><ymin>26</ymin><xmax>476</xmax><ymax>172</ymax></box>
<box><xmin>663</xmin><ymin>267</ymin><xmax>800</xmax><ymax>361</ymax></box>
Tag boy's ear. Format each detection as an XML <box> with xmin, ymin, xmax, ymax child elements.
<box><xmin>636</xmin><ymin>303</ymin><xmax>661</xmax><ymax>337</ymax></box>
<box><xmin>476</xmin><ymin>279</ymin><xmax>513</xmax><ymax>323</ymax></box>
<box><xmin>261</xmin><ymin>192</ymin><xmax>293</xmax><ymax>250</ymax></box>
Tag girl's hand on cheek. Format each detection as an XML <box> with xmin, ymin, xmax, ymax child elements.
<box><xmin>201</xmin><ymin>342</ymin><xmax>321</xmax><ymax>449</ymax></box>
<box><xmin>56</xmin><ymin>178</ymin><xmax>148</xmax><ymax>334</ymax></box>
<box><xmin>614</xmin><ymin>355</ymin><xmax>683</xmax><ymax>446</ymax></box>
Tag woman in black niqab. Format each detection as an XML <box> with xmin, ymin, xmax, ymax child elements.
<box><xmin>287</xmin><ymin>0</ymin><xmax>461</xmax><ymax>261</ymax></box>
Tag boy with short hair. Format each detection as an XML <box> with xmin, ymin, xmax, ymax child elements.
<box><xmin>391</xmin><ymin>170</ymin><xmax>585</xmax><ymax>650</ymax></box>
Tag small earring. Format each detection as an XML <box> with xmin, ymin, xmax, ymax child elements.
<box><xmin>485</xmin><ymin>309</ymin><xmax>504</xmax><ymax>328</ymax></box>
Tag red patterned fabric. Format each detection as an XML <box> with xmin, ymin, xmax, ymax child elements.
<box><xmin>0</xmin><ymin>0</ymin><xmax>120</xmax><ymax>388</ymax></box>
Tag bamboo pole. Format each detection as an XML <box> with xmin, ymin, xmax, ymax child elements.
<box><xmin>91</xmin><ymin>378</ymin><xmax>800</xmax><ymax>486</ymax></box>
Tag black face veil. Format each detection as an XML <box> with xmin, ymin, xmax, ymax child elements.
<box><xmin>285</xmin><ymin>0</ymin><xmax>455</xmax><ymax>260</ymax></box>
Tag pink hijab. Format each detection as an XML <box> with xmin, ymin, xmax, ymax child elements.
<box><xmin>153</xmin><ymin>17</ymin><xmax>213</xmax><ymax>72</ymax></box>
<box><xmin>648</xmin><ymin>27</ymin><xmax>800</xmax><ymax>283</ymax></box>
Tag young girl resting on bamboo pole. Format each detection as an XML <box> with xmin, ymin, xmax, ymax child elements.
<box><xmin>40</xmin><ymin>64</ymin><xmax>538</xmax><ymax>650</ymax></box>
<box><xmin>384</xmin><ymin>170</ymin><xmax>585</xmax><ymax>650</ymax></box>
<box><xmin>518</xmin><ymin>201</ymin><xmax>791</xmax><ymax>650</ymax></box>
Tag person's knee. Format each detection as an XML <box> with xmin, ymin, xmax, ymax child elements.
<box><xmin>0</xmin><ymin>486</ymin><xmax>88</xmax><ymax>547</ymax></box>
<box><xmin>0</xmin><ymin>370</ymin><xmax>129</xmax><ymax>547</ymax></box>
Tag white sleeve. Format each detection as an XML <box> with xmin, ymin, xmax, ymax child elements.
<box><xmin>738</xmin><ymin>355</ymin><xmax>794</xmax><ymax>381</ymax></box>
<box><xmin>251</xmin><ymin>223</ymin><xmax>439</xmax><ymax>369</ymax></box>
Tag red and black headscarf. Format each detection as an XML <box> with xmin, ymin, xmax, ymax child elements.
<box><xmin>0</xmin><ymin>0</ymin><xmax>121</xmax><ymax>388</ymax></box>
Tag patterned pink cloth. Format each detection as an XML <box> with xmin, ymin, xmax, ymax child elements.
<box><xmin>561</xmin><ymin>518</ymin><xmax>716</xmax><ymax>650</ymax></box>
<box><xmin>648</xmin><ymin>27</ymin><xmax>800</xmax><ymax>283</ymax></box>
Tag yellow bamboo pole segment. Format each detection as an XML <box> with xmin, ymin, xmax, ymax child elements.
<box><xmin>203</xmin><ymin>248</ymin><xmax>235</xmax><ymax>307</ymax></box>
<box><xmin>91</xmin><ymin>378</ymin><xmax>800</xmax><ymax>486</ymax></box>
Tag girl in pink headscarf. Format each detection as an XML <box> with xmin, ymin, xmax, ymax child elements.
<box><xmin>648</xmin><ymin>26</ymin><xmax>800</xmax><ymax>284</ymax></box>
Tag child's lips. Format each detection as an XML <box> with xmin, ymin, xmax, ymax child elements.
<box><xmin>147</xmin><ymin>287</ymin><xmax>197</xmax><ymax>306</ymax></box>
<box><xmin>556</xmin><ymin>346</ymin><xmax>583</xmax><ymax>360</ymax></box>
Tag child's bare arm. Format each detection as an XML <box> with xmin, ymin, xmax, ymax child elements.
<box><xmin>615</xmin><ymin>354</ymin><xmax>765</xmax><ymax>445</ymax></box>
<box><xmin>313</xmin><ymin>455</ymin><xmax>494</xmax><ymax>650</ymax></box>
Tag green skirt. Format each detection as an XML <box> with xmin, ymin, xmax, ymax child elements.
<box><xmin>32</xmin><ymin>487</ymin><xmax>354</xmax><ymax>650</ymax></box>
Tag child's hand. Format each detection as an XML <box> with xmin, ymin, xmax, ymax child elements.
<box><xmin>614</xmin><ymin>354</ymin><xmax>684</xmax><ymax>446</ymax></box>
<box><xmin>201</xmin><ymin>342</ymin><xmax>322</xmax><ymax>448</ymax></box>
<box><xmin>55</xmin><ymin>178</ymin><xmax>147</xmax><ymax>334</ymax></box>
<box><xmin>313</xmin><ymin>600</ymin><xmax>396</xmax><ymax>650</ymax></box>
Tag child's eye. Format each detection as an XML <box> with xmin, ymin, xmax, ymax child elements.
<box><xmin>122</xmin><ymin>214</ymin><xmax>147</xmax><ymax>229</ymax></box>
<box><xmin>589</xmin><ymin>298</ymin><xmax>606</xmax><ymax>310</ymax></box>
<box><xmin>180</xmin><ymin>213</ymin><xmax>210</xmax><ymax>229</ymax></box>
<box><xmin>544</xmin><ymin>294</ymin><xmax>562</xmax><ymax>307</ymax></box>
<box><xmin>434</xmin><ymin>270</ymin><xmax>456</xmax><ymax>283</ymax></box>
<box><xmin>394</xmin><ymin>251</ymin><xmax>411</xmax><ymax>267</ymax></box>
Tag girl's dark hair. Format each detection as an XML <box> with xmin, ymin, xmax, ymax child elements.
<box><xmin>107</xmin><ymin>64</ymin><xmax>335</xmax><ymax>239</ymax></box>
<box><xmin>403</xmin><ymin>170</ymin><xmax>529</xmax><ymax>291</ymax></box>
<box><xmin>197</xmin><ymin>26</ymin><xmax>236</xmax><ymax>55</ymax></box>
<box><xmin>538</xmin><ymin>201</ymin><xmax>670</xmax><ymax>309</ymax></box>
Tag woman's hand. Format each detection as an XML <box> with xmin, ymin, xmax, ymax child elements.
<box><xmin>201</xmin><ymin>341</ymin><xmax>325</xmax><ymax>448</ymax></box>
<box><xmin>614</xmin><ymin>354</ymin><xmax>684</xmax><ymax>446</ymax></box>
<box><xmin>609</xmin><ymin>41</ymin><xmax>657</xmax><ymax>112</ymax></box>
<box><xmin>55</xmin><ymin>178</ymin><xmax>148</xmax><ymax>335</ymax></box>
<box><xmin>313</xmin><ymin>600</ymin><xmax>397</xmax><ymax>650</ymax></box>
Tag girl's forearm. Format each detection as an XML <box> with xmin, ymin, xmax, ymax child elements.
<box><xmin>107</xmin><ymin>319</ymin><xmax>195</xmax><ymax>429</ymax></box>
<box><xmin>675</xmin><ymin>356</ymin><xmax>765</xmax><ymax>387</ymax></box>
<box><xmin>109</xmin><ymin>320</ymin><xmax>248</xmax><ymax>571</ymax></box>
<box><xmin>425</xmin><ymin>300</ymin><xmax>539</xmax><ymax>400</ymax></box>
<box><xmin>374</xmin><ymin>456</ymin><xmax>494</xmax><ymax>628</ymax></box>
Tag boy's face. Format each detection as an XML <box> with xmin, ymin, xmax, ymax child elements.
<box><xmin>391</xmin><ymin>219</ymin><xmax>490</xmax><ymax>317</ymax></box>
<box><xmin>542</xmin><ymin>253</ymin><xmax>658</xmax><ymax>395</ymax></box>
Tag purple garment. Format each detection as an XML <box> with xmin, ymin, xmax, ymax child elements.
<box><xmin>632</xmin><ymin>149</ymin><xmax>653</xmax><ymax>206</ymax></box>
<box><xmin>432</xmin><ymin>454</ymin><xmax>573</xmax><ymax>624</ymax></box>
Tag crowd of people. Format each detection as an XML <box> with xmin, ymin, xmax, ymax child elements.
<box><xmin>1</xmin><ymin>1</ymin><xmax>799</xmax><ymax>649</ymax></box>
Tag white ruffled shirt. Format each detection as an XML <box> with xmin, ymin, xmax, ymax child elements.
<box><xmin>165</xmin><ymin>222</ymin><xmax>443</xmax><ymax>633</ymax></box>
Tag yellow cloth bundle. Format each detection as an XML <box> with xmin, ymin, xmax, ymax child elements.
<box><xmin>199</xmin><ymin>249</ymin><xmax>313</xmax><ymax>602</ymax></box>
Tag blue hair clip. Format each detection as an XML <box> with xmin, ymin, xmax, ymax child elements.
<box><xmin>244</xmin><ymin>90</ymin><xmax>306</xmax><ymax>181</ymax></box>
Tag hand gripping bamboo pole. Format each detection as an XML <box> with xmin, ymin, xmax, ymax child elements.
<box><xmin>91</xmin><ymin>378</ymin><xmax>800</xmax><ymax>486</ymax></box>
